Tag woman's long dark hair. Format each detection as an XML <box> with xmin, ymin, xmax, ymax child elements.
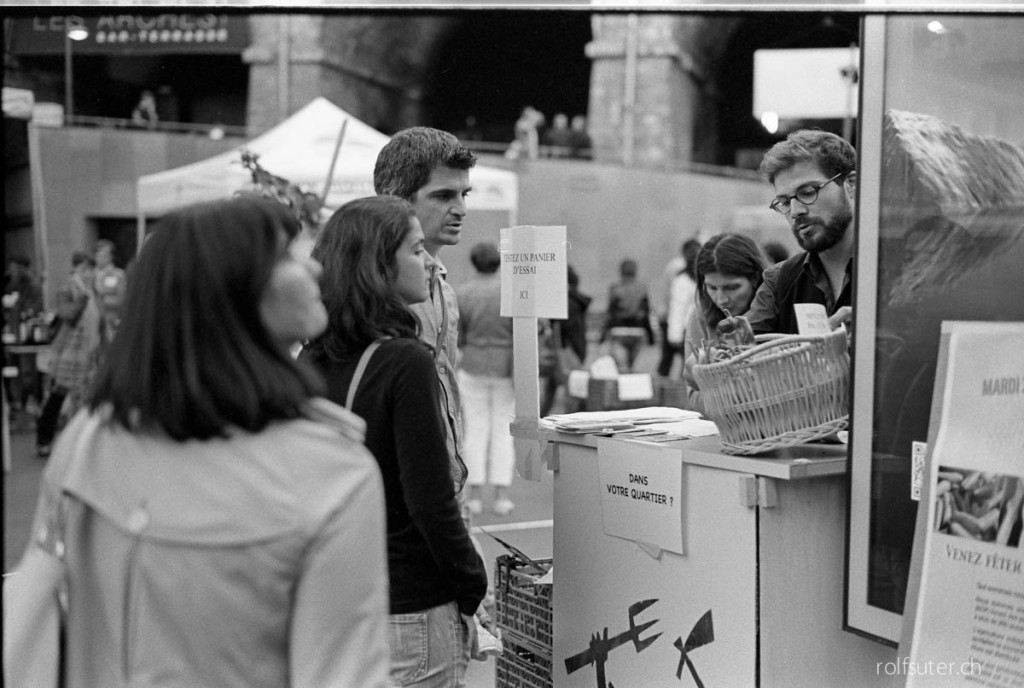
<box><xmin>694</xmin><ymin>233</ymin><xmax>768</xmax><ymax>338</ymax></box>
<box><xmin>305</xmin><ymin>196</ymin><xmax>420</xmax><ymax>361</ymax></box>
<box><xmin>88</xmin><ymin>195</ymin><xmax>324</xmax><ymax>440</ymax></box>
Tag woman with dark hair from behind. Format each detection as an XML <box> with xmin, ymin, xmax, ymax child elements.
<box><xmin>20</xmin><ymin>195</ymin><xmax>389</xmax><ymax>687</ymax></box>
<box><xmin>683</xmin><ymin>233</ymin><xmax>768</xmax><ymax>413</ymax></box>
<box><xmin>301</xmin><ymin>196</ymin><xmax>489</xmax><ymax>687</ymax></box>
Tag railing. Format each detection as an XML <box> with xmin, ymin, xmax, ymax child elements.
<box><xmin>63</xmin><ymin>114</ymin><xmax>249</xmax><ymax>139</ymax></box>
<box><xmin>468</xmin><ymin>139</ymin><xmax>760</xmax><ymax>181</ymax></box>
<box><xmin>56</xmin><ymin>116</ymin><xmax>758</xmax><ymax>181</ymax></box>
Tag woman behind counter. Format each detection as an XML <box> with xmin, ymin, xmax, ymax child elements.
<box><xmin>18</xmin><ymin>195</ymin><xmax>390</xmax><ymax>687</ymax></box>
<box><xmin>302</xmin><ymin>196</ymin><xmax>488</xmax><ymax>687</ymax></box>
<box><xmin>683</xmin><ymin>233</ymin><xmax>768</xmax><ymax>413</ymax></box>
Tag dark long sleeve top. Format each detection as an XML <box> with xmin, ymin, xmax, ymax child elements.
<box><xmin>303</xmin><ymin>337</ymin><xmax>487</xmax><ymax>616</ymax></box>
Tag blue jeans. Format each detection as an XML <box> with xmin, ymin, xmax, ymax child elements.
<box><xmin>388</xmin><ymin>601</ymin><xmax>470</xmax><ymax>687</ymax></box>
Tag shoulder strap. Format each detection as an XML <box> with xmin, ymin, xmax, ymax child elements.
<box><xmin>345</xmin><ymin>340</ymin><xmax>382</xmax><ymax>410</ymax></box>
<box><xmin>435</xmin><ymin>270</ymin><xmax>448</xmax><ymax>362</ymax></box>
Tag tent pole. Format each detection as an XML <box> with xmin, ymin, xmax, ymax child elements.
<box><xmin>321</xmin><ymin>119</ymin><xmax>348</xmax><ymax>202</ymax></box>
<box><xmin>136</xmin><ymin>210</ymin><xmax>146</xmax><ymax>256</ymax></box>
<box><xmin>27</xmin><ymin>121</ymin><xmax>50</xmax><ymax>308</ymax></box>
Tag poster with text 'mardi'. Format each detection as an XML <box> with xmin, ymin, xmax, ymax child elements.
<box><xmin>903</xmin><ymin>322</ymin><xmax>1024</xmax><ymax>688</ymax></box>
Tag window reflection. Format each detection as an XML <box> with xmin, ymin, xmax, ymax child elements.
<box><xmin>864</xmin><ymin>17</ymin><xmax>1024</xmax><ymax>619</ymax></box>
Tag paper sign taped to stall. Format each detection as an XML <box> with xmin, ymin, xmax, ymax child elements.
<box><xmin>499</xmin><ymin>225</ymin><xmax>567</xmax><ymax>318</ymax></box>
<box><xmin>597</xmin><ymin>437</ymin><xmax>685</xmax><ymax>555</ymax></box>
<box><xmin>794</xmin><ymin>303</ymin><xmax>831</xmax><ymax>335</ymax></box>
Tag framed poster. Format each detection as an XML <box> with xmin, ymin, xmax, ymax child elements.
<box><xmin>846</xmin><ymin>15</ymin><xmax>1024</xmax><ymax>644</ymax></box>
<box><xmin>901</xmin><ymin>322</ymin><xmax>1024</xmax><ymax>687</ymax></box>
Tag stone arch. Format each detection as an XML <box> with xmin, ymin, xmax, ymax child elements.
<box><xmin>246</xmin><ymin>13</ymin><xmax>593</xmax><ymax>141</ymax></box>
<box><xmin>246</xmin><ymin>12</ymin><xmax>856</xmax><ymax>166</ymax></box>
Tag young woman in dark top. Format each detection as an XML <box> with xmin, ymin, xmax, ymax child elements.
<box><xmin>301</xmin><ymin>196</ymin><xmax>488</xmax><ymax>687</ymax></box>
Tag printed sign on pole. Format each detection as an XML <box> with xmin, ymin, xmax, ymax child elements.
<box><xmin>500</xmin><ymin>225</ymin><xmax>567</xmax><ymax>319</ymax></box>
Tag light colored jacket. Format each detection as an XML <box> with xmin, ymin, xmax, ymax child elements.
<box><xmin>409</xmin><ymin>257</ymin><xmax>467</xmax><ymax>492</ymax></box>
<box><xmin>31</xmin><ymin>401</ymin><xmax>389</xmax><ymax>688</ymax></box>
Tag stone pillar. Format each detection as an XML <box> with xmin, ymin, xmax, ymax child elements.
<box><xmin>585</xmin><ymin>14</ymin><xmax>738</xmax><ymax>167</ymax></box>
<box><xmin>244</xmin><ymin>15</ymin><xmax>456</xmax><ymax>135</ymax></box>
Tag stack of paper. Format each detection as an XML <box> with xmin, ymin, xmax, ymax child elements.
<box><xmin>543</xmin><ymin>407</ymin><xmax>703</xmax><ymax>434</ymax></box>
<box><xmin>639</xmin><ymin>418</ymin><xmax>720</xmax><ymax>439</ymax></box>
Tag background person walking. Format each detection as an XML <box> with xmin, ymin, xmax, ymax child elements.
<box><xmin>600</xmin><ymin>258</ymin><xmax>654</xmax><ymax>372</ymax></box>
<box><xmin>93</xmin><ymin>239</ymin><xmax>127</xmax><ymax>353</ymax></box>
<box><xmin>457</xmin><ymin>242</ymin><xmax>516</xmax><ymax>517</ymax></box>
<box><xmin>36</xmin><ymin>251</ymin><xmax>101</xmax><ymax>458</ymax></box>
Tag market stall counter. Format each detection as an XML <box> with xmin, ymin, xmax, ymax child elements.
<box><xmin>512</xmin><ymin>420</ymin><xmax>898</xmax><ymax>687</ymax></box>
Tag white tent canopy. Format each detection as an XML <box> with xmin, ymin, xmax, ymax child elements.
<box><xmin>136</xmin><ymin>97</ymin><xmax>518</xmax><ymax>222</ymax></box>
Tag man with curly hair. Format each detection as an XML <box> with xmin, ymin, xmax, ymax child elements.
<box><xmin>747</xmin><ymin>129</ymin><xmax>857</xmax><ymax>334</ymax></box>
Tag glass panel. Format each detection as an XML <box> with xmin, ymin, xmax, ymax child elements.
<box><xmin>849</xmin><ymin>14</ymin><xmax>1024</xmax><ymax>642</ymax></box>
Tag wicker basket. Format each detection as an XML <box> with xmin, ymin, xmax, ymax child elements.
<box><xmin>692</xmin><ymin>330</ymin><xmax>850</xmax><ymax>455</ymax></box>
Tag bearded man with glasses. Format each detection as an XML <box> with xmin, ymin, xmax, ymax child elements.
<box><xmin>745</xmin><ymin>129</ymin><xmax>857</xmax><ymax>335</ymax></box>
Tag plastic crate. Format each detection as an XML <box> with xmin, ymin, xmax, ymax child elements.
<box><xmin>496</xmin><ymin>639</ymin><xmax>553</xmax><ymax>688</ymax></box>
<box><xmin>494</xmin><ymin>554</ymin><xmax>552</xmax><ymax>662</ymax></box>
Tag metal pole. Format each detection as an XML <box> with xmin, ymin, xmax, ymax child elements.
<box><xmin>64</xmin><ymin>27</ymin><xmax>73</xmax><ymax>120</ymax></box>
<box><xmin>842</xmin><ymin>43</ymin><xmax>856</xmax><ymax>142</ymax></box>
<box><xmin>622</xmin><ymin>13</ymin><xmax>639</xmax><ymax>167</ymax></box>
<box><xmin>278</xmin><ymin>15</ymin><xmax>291</xmax><ymax>121</ymax></box>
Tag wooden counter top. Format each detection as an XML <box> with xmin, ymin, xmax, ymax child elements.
<box><xmin>511</xmin><ymin>418</ymin><xmax>848</xmax><ymax>480</ymax></box>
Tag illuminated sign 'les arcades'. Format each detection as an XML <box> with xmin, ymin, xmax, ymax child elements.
<box><xmin>12</xmin><ymin>15</ymin><xmax>248</xmax><ymax>54</ymax></box>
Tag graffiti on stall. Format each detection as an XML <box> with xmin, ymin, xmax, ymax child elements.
<box><xmin>564</xmin><ymin>599</ymin><xmax>661</xmax><ymax>688</ymax></box>
<box><xmin>564</xmin><ymin>600</ymin><xmax>715</xmax><ymax>687</ymax></box>
<box><xmin>674</xmin><ymin>609</ymin><xmax>715</xmax><ymax>686</ymax></box>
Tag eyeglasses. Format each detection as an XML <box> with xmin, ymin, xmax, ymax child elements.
<box><xmin>768</xmin><ymin>172</ymin><xmax>844</xmax><ymax>215</ymax></box>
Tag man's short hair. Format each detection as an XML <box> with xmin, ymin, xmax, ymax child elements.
<box><xmin>95</xmin><ymin>239</ymin><xmax>115</xmax><ymax>254</ymax></box>
<box><xmin>757</xmin><ymin>130</ymin><xmax>856</xmax><ymax>184</ymax></box>
<box><xmin>373</xmin><ymin>127</ymin><xmax>477</xmax><ymax>201</ymax></box>
<box><xmin>469</xmin><ymin>242</ymin><xmax>501</xmax><ymax>274</ymax></box>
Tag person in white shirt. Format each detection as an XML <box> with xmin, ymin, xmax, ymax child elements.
<box><xmin>662</xmin><ymin>239</ymin><xmax>702</xmax><ymax>377</ymax></box>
